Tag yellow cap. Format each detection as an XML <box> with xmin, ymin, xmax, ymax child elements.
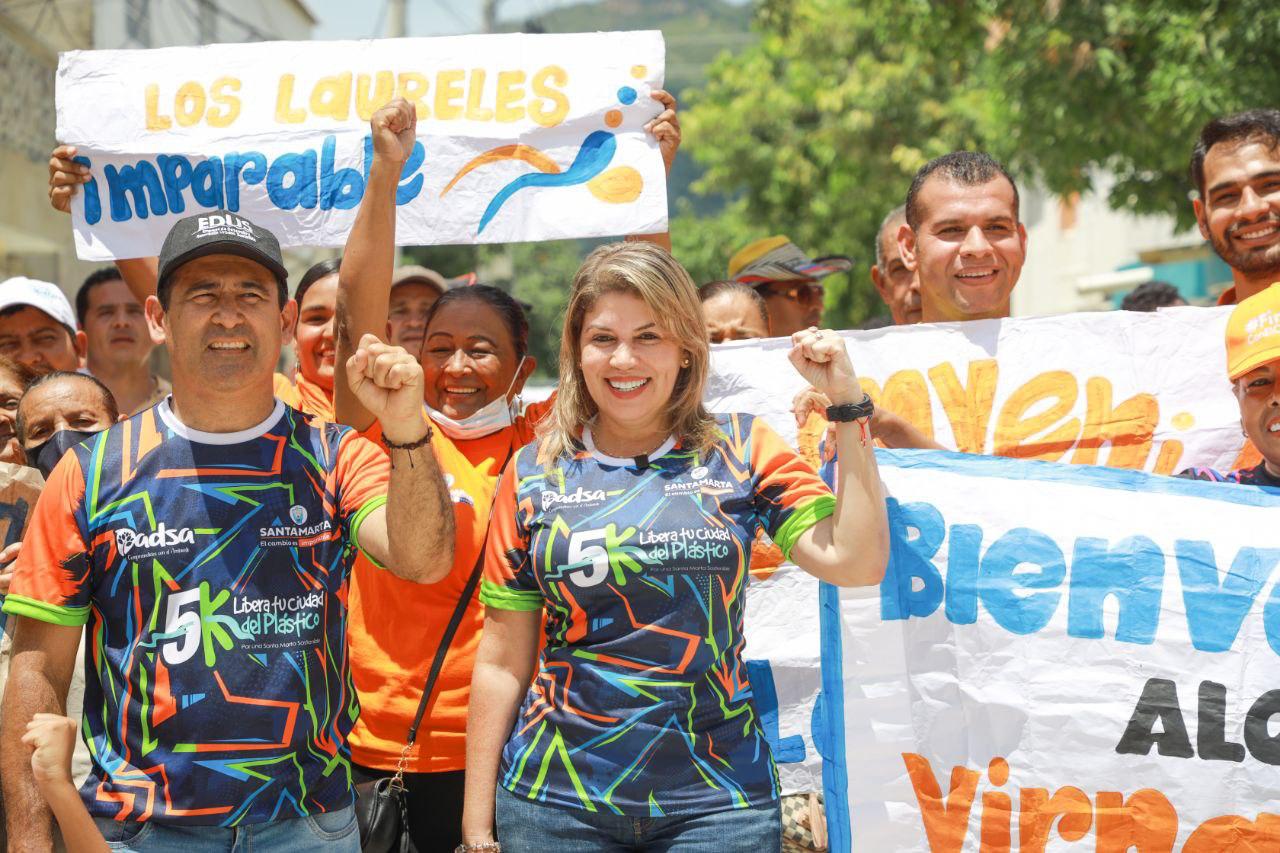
<box><xmin>1226</xmin><ymin>282</ymin><xmax>1280</xmax><ymax>380</ymax></box>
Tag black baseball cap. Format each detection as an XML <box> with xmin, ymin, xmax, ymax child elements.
<box><xmin>156</xmin><ymin>211</ymin><xmax>289</xmax><ymax>293</ymax></box>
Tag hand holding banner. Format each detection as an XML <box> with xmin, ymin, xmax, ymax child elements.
<box><xmin>55</xmin><ymin>32</ymin><xmax>669</xmax><ymax>259</ymax></box>
<box><xmin>718</xmin><ymin>321</ymin><xmax>1280</xmax><ymax>851</ymax></box>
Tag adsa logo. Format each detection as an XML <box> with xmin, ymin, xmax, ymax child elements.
<box><xmin>115</xmin><ymin>523</ymin><xmax>196</xmax><ymax>558</ymax></box>
<box><xmin>542</xmin><ymin>486</ymin><xmax>608</xmax><ymax>509</ymax></box>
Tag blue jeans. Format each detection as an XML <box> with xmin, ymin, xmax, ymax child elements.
<box><xmin>90</xmin><ymin>805</ymin><xmax>359</xmax><ymax>852</ymax></box>
<box><xmin>495</xmin><ymin>786</ymin><xmax>781</xmax><ymax>852</ymax></box>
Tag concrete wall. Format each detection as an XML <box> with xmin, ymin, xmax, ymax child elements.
<box><xmin>1012</xmin><ymin>175</ymin><xmax>1203</xmax><ymax>318</ymax></box>
<box><xmin>93</xmin><ymin>0</ymin><xmax>315</xmax><ymax>49</ymax></box>
<box><xmin>0</xmin><ymin>2</ymin><xmax>96</xmax><ymax>289</ymax></box>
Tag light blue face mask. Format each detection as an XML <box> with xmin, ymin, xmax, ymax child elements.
<box><xmin>425</xmin><ymin>357</ymin><xmax>527</xmax><ymax>441</ymax></box>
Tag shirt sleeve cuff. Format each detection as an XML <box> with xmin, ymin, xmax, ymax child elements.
<box><xmin>349</xmin><ymin>495</ymin><xmax>389</xmax><ymax>569</ymax></box>
<box><xmin>479</xmin><ymin>579</ymin><xmax>543</xmax><ymax>611</ymax></box>
<box><xmin>773</xmin><ymin>495</ymin><xmax>837</xmax><ymax>562</ymax></box>
<box><xmin>1</xmin><ymin>594</ymin><xmax>90</xmax><ymax>627</ymax></box>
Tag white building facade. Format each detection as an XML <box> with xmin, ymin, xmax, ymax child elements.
<box><xmin>1013</xmin><ymin>174</ymin><xmax>1232</xmax><ymax>318</ymax></box>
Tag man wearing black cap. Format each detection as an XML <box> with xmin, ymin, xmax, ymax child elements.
<box><xmin>0</xmin><ymin>211</ymin><xmax>455</xmax><ymax>852</ymax></box>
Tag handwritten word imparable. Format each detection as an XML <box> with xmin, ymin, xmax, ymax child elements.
<box><xmin>75</xmin><ymin>135</ymin><xmax>423</xmax><ymax>224</ymax></box>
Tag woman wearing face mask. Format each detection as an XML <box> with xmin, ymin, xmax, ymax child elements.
<box><xmin>460</xmin><ymin>242</ymin><xmax>889</xmax><ymax>853</ymax></box>
<box><xmin>342</xmin><ymin>285</ymin><xmax>542</xmax><ymax>853</ymax></box>
<box><xmin>273</xmin><ymin>258</ymin><xmax>340</xmax><ymax>421</ymax></box>
<box><xmin>331</xmin><ymin>103</ymin><xmax>547</xmax><ymax>853</ymax></box>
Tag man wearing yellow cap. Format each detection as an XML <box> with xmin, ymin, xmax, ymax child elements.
<box><xmin>1178</xmin><ymin>283</ymin><xmax>1280</xmax><ymax>486</ymax></box>
<box><xmin>729</xmin><ymin>236</ymin><xmax>851</xmax><ymax>337</ymax></box>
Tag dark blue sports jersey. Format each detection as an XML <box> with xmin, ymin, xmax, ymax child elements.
<box><xmin>3</xmin><ymin>400</ymin><xmax>389</xmax><ymax>825</ymax></box>
<box><xmin>1176</xmin><ymin>461</ymin><xmax>1280</xmax><ymax>488</ymax></box>
<box><xmin>482</xmin><ymin>413</ymin><xmax>835</xmax><ymax>817</ymax></box>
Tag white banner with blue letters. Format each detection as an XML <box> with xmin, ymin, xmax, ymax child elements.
<box><xmin>745</xmin><ymin>449</ymin><xmax>1280</xmax><ymax>851</ymax></box>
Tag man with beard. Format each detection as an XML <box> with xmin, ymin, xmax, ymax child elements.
<box><xmin>1191</xmin><ymin>109</ymin><xmax>1280</xmax><ymax>305</ymax></box>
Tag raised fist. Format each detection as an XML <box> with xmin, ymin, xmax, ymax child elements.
<box><xmin>345</xmin><ymin>333</ymin><xmax>428</xmax><ymax>444</ymax></box>
<box><xmin>370</xmin><ymin>98</ymin><xmax>417</xmax><ymax>165</ymax></box>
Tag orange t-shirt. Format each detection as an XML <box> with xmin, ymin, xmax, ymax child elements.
<box><xmin>345</xmin><ymin>396</ymin><xmax>552</xmax><ymax>773</ymax></box>
<box><xmin>273</xmin><ymin>372</ymin><xmax>335</xmax><ymax>422</ymax></box>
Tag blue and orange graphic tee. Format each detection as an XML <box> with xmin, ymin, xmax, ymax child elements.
<box><xmin>481</xmin><ymin>412</ymin><xmax>835</xmax><ymax>816</ymax></box>
<box><xmin>2</xmin><ymin>399</ymin><xmax>389</xmax><ymax>826</ymax></box>
<box><xmin>1177</xmin><ymin>461</ymin><xmax>1280</xmax><ymax>487</ymax></box>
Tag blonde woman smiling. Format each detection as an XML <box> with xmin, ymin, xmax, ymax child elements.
<box><xmin>461</xmin><ymin>242</ymin><xmax>888</xmax><ymax>853</ymax></box>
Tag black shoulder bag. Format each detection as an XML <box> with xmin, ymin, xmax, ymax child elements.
<box><xmin>355</xmin><ymin>549</ymin><xmax>486</xmax><ymax>853</ymax></box>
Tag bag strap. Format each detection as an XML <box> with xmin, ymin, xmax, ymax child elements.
<box><xmin>405</xmin><ymin>548</ymin><xmax>484</xmax><ymax>747</ymax></box>
<box><xmin>393</xmin><ymin>443</ymin><xmax>516</xmax><ymax>777</ymax></box>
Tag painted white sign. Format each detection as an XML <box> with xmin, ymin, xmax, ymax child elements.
<box><xmin>745</xmin><ymin>452</ymin><xmax>1280</xmax><ymax>851</ymax></box>
<box><xmin>56</xmin><ymin>32</ymin><xmax>668</xmax><ymax>259</ymax></box>
<box><xmin>723</xmin><ymin>319</ymin><xmax>1280</xmax><ymax>850</ymax></box>
<box><xmin>709</xmin><ymin>306</ymin><xmax>1252</xmax><ymax>475</ymax></box>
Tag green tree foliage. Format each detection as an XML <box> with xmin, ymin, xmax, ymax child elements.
<box><xmin>683</xmin><ymin>0</ymin><xmax>1280</xmax><ymax>327</ymax></box>
<box><xmin>480</xmin><ymin>239</ymin><xmax>588</xmax><ymax>380</ymax></box>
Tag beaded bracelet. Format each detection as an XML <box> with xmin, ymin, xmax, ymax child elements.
<box><xmin>383</xmin><ymin>424</ymin><xmax>433</xmax><ymax>466</ymax></box>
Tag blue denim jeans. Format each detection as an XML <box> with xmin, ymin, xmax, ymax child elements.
<box><xmin>90</xmin><ymin>805</ymin><xmax>359</xmax><ymax>852</ymax></box>
<box><xmin>494</xmin><ymin>786</ymin><xmax>781</xmax><ymax>852</ymax></box>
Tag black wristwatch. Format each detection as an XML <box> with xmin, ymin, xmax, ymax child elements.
<box><xmin>826</xmin><ymin>393</ymin><xmax>874</xmax><ymax>422</ymax></box>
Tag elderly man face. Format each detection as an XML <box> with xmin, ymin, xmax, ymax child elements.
<box><xmin>871</xmin><ymin>210</ymin><xmax>922</xmax><ymax>325</ymax></box>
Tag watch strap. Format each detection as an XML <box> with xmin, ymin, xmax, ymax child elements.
<box><xmin>825</xmin><ymin>393</ymin><xmax>874</xmax><ymax>422</ymax></box>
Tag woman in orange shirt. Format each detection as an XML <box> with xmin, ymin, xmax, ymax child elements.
<box><xmin>272</xmin><ymin>259</ymin><xmax>339</xmax><ymax>421</ymax></box>
<box><xmin>340</xmin><ymin>285</ymin><xmax>545</xmax><ymax>852</ymax></box>
<box><xmin>333</xmin><ymin>104</ymin><xmax>547</xmax><ymax>853</ymax></box>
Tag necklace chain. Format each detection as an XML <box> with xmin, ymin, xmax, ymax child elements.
<box><xmin>588</xmin><ymin>426</ymin><xmax>669</xmax><ymax>459</ymax></box>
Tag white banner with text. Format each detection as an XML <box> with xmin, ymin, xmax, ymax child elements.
<box><xmin>56</xmin><ymin>32</ymin><xmax>668</xmax><ymax>258</ymax></box>
<box><xmin>708</xmin><ymin>306</ymin><xmax>1253</xmax><ymax>475</ymax></box>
